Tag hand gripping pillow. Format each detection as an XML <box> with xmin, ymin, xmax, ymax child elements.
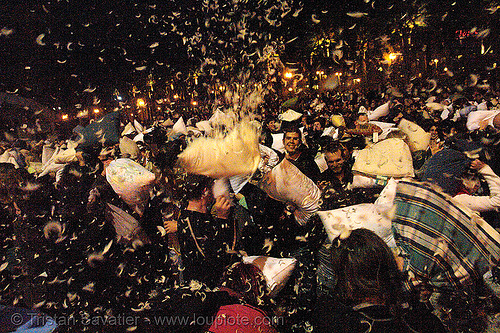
<box><xmin>228</xmin><ymin>145</ymin><xmax>280</xmax><ymax>194</ymax></box>
<box><xmin>242</xmin><ymin>256</ymin><xmax>297</xmax><ymax>297</ymax></box>
<box><xmin>352</xmin><ymin>138</ymin><xmax>414</xmax><ymax>178</ymax></box>
<box><xmin>258</xmin><ymin>158</ymin><xmax>321</xmax><ymax>225</ymax></box>
<box><xmin>317</xmin><ymin>203</ymin><xmax>396</xmax><ymax>248</ymax></box>
<box><xmin>105</xmin><ymin>158</ymin><xmax>156</xmax><ymax>216</ymax></box>
<box><xmin>397</xmin><ymin>119</ymin><xmax>431</xmax><ymax>152</ymax></box>
<box><xmin>178</xmin><ymin>122</ymin><xmax>261</xmax><ymax>179</ymax></box>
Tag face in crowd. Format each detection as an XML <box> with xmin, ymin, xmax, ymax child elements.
<box><xmin>324</xmin><ymin>149</ymin><xmax>345</xmax><ymax>174</ymax></box>
<box><xmin>355</xmin><ymin>114</ymin><xmax>369</xmax><ymax>127</ymax></box>
<box><xmin>283</xmin><ymin>131</ymin><xmax>301</xmax><ymax>156</ymax></box>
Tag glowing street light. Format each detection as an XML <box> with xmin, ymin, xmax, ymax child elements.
<box><xmin>136</xmin><ymin>98</ymin><xmax>146</xmax><ymax>108</ymax></box>
<box><xmin>389</xmin><ymin>53</ymin><xmax>398</xmax><ymax>61</ymax></box>
<box><xmin>191</xmin><ymin>100</ymin><xmax>198</xmax><ymax>106</ymax></box>
<box><xmin>284</xmin><ymin>71</ymin><xmax>293</xmax><ymax>79</ymax></box>
<box><xmin>173</xmin><ymin>94</ymin><xmax>179</xmax><ymax>100</ymax></box>
<box><xmin>61</xmin><ymin>114</ymin><xmax>69</xmax><ymax>121</ymax></box>
<box><xmin>93</xmin><ymin>108</ymin><xmax>100</xmax><ymax>114</ymax></box>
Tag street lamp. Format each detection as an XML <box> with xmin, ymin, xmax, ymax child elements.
<box><xmin>137</xmin><ymin>98</ymin><xmax>146</xmax><ymax>108</ymax></box>
<box><xmin>284</xmin><ymin>71</ymin><xmax>293</xmax><ymax>79</ymax></box>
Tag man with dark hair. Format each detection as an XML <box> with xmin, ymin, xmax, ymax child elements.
<box><xmin>281</xmin><ymin>126</ymin><xmax>321</xmax><ymax>182</ymax></box>
<box><xmin>319</xmin><ymin>141</ymin><xmax>351</xmax><ymax>187</ymax></box>
<box><xmin>164</xmin><ymin>174</ymin><xmax>236</xmax><ymax>287</ymax></box>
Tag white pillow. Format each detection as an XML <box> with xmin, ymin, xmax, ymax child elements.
<box><xmin>53</xmin><ymin>147</ymin><xmax>78</xmax><ymax>164</ymax></box>
<box><xmin>172</xmin><ymin>116</ymin><xmax>188</xmax><ymax>135</ymax></box>
<box><xmin>315</xmin><ymin>153</ymin><xmax>328</xmax><ymax>173</ymax></box>
<box><xmin>370</xmin><ymin>121</ymin><xmax>398</xmax><ymax>140</ymax></box>
<box><xmin>368</xmin><ymin>102</ymin><xmax>390</xmax><ymax>121</ymax></box>
<box><xmin>121</xmin><ymin>122</ymin><xmax>136</xmax><ymax>136</ymax></box>
<box><xmin>271</xmin><ymin>133</ymin><xmax>284</xmax><ymax>153</ymax></box>
<box><xmin>352</xmin><ymin>138</ymin><xmax>414</xmax><ymax>178</ymax></box>
<box><xmin>119</xmin><ymin>136</ymin><xmax>140</xmax><ymax>159</ymax></box>
<box><xmin>258</xmin><ymin>158</ymin><xmax>321</xmax><ymax>225</ymax></box>
<box><xmin>106</xmin><ymin>158</ymin><xmax>156</xmax><ymax>216</ymax></box>
<box><xmin>317</xmin><ymin>203</ymin><xmax>396</xmax><ymax>248</ymax></box>
<box><xmin>349</xmin><ymin>174</ymin><xmax>377</xmax><ymax>189</ymax></box>
<box><xmin>466</xmin><ymin>110</ymin><xmax>500</xmax><ymax>131</ymax></box>
<box><xmin>397</xmin><ymin>119</ymin><xmax>431</xmax><ymax>152</ymax></box>
<box><xmin>178</xmin><ymin>122</ymin><xmax>261</xmax><ymax>179</ymax></box>
<box><xmin>279</xmin><ymin>109</ymin><xmax>302</xmax><ymax>122</ymax></box>
<box><xmin>42</xmin><ymin>145</ymin><xmax>56</xmax><ymax>166</ymax></box>
<box><xmin>373</xmin><ymin>177</ymin><xmax>399</xmax><ymax>207</ymax></box>
<box><xmin>196</xmin><ymin>120</ymin><xmax>212</xmax><ymax>133</ymax></box>
<box><xmin>133</xmin><ymin>119</ymin><xmax>145</xmax><ymax>134</ymax></box>
<box><xmin>242</xmin><ymin>256</ymin><xmax>297</xmax><ymax>297</ymax></box>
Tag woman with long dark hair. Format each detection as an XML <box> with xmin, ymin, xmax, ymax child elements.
<box><xmin>312</xmin><ymin>228</ymin><xmax>445</xmax><ymax>333</ymax></box>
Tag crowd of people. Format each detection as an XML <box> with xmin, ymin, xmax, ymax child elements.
<box><xmin>2</xmin><ymin>83</ymin><xmax>500</xmax><ymax>332</ymax></box>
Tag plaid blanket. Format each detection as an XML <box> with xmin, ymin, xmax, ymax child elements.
<box><xmin>392</xmin><ymin>180</ymin><xmax>500</xmax><ymax>292</ymax></box>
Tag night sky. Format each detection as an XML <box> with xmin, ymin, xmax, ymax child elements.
<box><xmin>1</xmin><ymin>0</ymin><xmax>498</xmax><ymax>111</ymax></box>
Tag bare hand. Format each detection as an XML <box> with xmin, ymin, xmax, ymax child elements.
<box><xmin>470</xmin><ymin>159</ymin><xmax>486</xmax><ymax>171</ymax></box>
<box><xmin>163</xmin><ymin>220</ymin><xmax>178</xmax><ymax>234</ymax></box>
<box><xmin>214</xmin><ymin>196</ymin><xmax>231</xmax><ymax>219</ymax></box>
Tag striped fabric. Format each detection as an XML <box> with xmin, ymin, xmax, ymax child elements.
<box><xmin>392</xmin><ymin>180</ymin><xmax>500</xmax><ymax>292</ymax></box>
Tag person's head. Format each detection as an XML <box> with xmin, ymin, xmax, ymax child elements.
<box><xmin>460</xmin><ymin>170</ymin><xmax>481</xmax><ymax>194</ymax></box>
<box><xmin>283</xmin><ymin>127</ymin><xmax>302</xmax><ymax>156</ymax></box>
<box><xmin>355</xmin><ymin>113</ymin><xmax>369</xmax><ymax>127</ymax></box>
<box><xmin>183</xmin><ymin>174</ymin><xmax>214</xmax><ymax>202</ymax></box>
<box><xmin>324</xmin><ymin>142</ymin><xmax>347</xmax><ymax>174</ymax></box>
<box><xmin>313</xmin><ymin>117</ymin><xmax>326</xmax><ymax>132</ymax></box>
<box><xmin>429</xmin><ymin>125</ymin><xmax>439</xmax><ymax>140</ymax></box>
<box><xmin>330</xmin><ymin>229</ymin><xmax>403</xmax><ymax>307</ymax></box>
<box><xmin>265</xmin><ymin>119</ymin><xmax>280</xmax><ymax>133</ymax></box>
<box><xmin>220</xmin><ymin>262</ymin><xmax>269</xmax><ymax>307</ymax></box>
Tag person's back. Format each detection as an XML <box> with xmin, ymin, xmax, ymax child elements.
<box><xmin>312</xmin><ymin>229</ymin><xmax>445</xmax><ymax>333</ymax></box>
<box><xmin>174</xmin><ymin>174</ymin><xmax>235</xmax><ymax>287</ymax></box>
